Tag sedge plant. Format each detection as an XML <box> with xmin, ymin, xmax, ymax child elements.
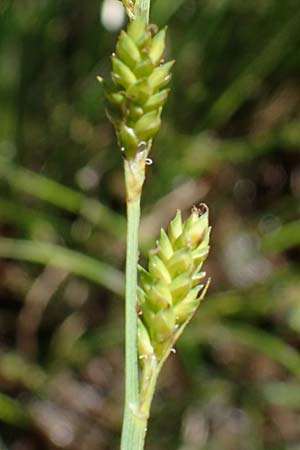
<box><xmin>99</xmin><ymin>1</ymin><xmax>211</xmax><ymax>449</ymax></box>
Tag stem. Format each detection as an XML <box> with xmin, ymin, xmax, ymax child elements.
<box><xmin>123</xmin><ymin>196</ymin><xmax>140</xmax><ymax>406</ymax></box>
<box><xmin>121</xmin><ymin>155</ymin><xmax>146</xmax><ymax>450</ymax></box>
<box><xmin>134</xmin><ymin>0</ymin><xmax>151</xmax><ymax>23</ymax></box>
<box><xmin>121</xmin><ymin>406</ymin><xmax>147</xmax><ymax>450</ymax></box>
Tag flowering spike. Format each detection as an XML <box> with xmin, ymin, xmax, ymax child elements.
<box><xmin>138</xmin><ymin>206</ymin><xmax>210</xmax><ymax>362</ymax></box>
<box><xmin>103</xmin><ymin>17</ymin><xmax>173</xmax><ymax>159</ymax></box>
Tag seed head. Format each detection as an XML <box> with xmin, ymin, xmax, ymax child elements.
<box><xmin>138</xmin><ymin>205</ymin><xmax>211</xmax><ymax>361</ymax></box>
<box><xmin>104</xmin><ymin>17</ymin><xmax>174</xmax><ymax>159</ymax></box>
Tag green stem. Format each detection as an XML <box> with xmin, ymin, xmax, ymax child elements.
<box><xmin>134</xmin><ymin>0</ymin><xmax>151</xmax><ymax>23</ymax></box>
<box><xmin>121</xmin><ymin>148</ymin><xmax>147</xmax><ymax>449</ymax></box>
<box><xmin>121</xmin><ymin>193</ymin><xmax>145</xmax><ymax>450</ymax></box>
<box><xmin>125</xmin><ymin>197</ymin><xmax>140</xmax><ymax>400</ymax></box>
<box><xmin>121</xmin><ymin>405</ymin><xmax>147</xmax><ymax>450</ymax></box>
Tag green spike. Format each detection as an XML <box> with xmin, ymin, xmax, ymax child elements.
<box><xmin>138</xmin><ymin>207</ymin><xmax>210</xmax><ymax>367</ymax></box>
<box><xmin>104</xmin><ymin>18</ymin><xmax>173</xmax><ymax>158</ymax></box>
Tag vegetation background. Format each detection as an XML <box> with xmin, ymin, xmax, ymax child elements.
<box><xmin>1</xmin><ymin>0</ymin><xmax>300</xmax><ymax>448</ymax></box>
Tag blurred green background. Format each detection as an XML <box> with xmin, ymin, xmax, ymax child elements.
<box><xmin>1</xmin><ymin>0</ymin><xmax>300</xmax><ymax>448</ymax></box>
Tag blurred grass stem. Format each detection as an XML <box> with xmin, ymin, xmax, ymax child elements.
<box><xmin>0</xmin><ymin>238</ymin><xmax>124</xmax><ymax>295</ymax></box>
<box><xmin>1</xmin><ymin>164</ymin><xmax>125</xmax><ymax>237</ymax></box>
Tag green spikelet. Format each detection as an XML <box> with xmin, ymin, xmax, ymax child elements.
<box><xmin>138</xmin><ymin>205</ymin><xmax>211</xmax><ymax>364</ymax></box>
<box><xmin>104</xmin><ymin>17</ymin><xmax>174</xmax><ymax>159</ymax></box>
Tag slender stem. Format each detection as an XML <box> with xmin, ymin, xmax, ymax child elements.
<box><xmin>125</xmin><ymin>198</ymin><xmax>140</xmax><ymax>404</ymax></box>
<box><xmin>121</xmin><ymin>404</ymin><xmax>147</xmax><ymax>450</ymax></box>
<box><xmin>121</xmin><ymin>193</ymin><xmax>145</xmax><ymax>450</ymax></box>
<box><xmin>120</xmin><ymin>147</ymin><xmax>148</xmax><ymax>450</ymax></box>
<box><xmin>134</xmin><ymin>0</ymin><xmax>151</xmax><ymax>23</ymax></box>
